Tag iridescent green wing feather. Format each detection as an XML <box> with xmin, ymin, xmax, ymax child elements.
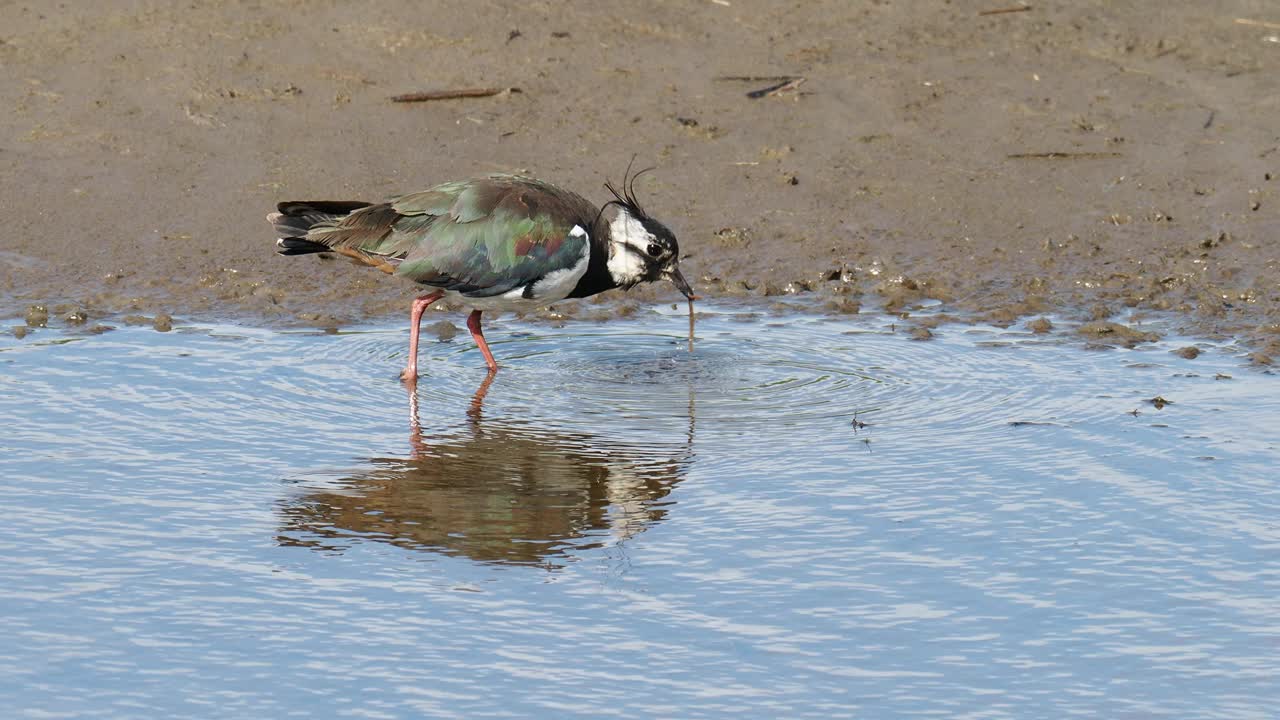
<box><xmin>308</xmin><ymin>176</ymin><xmax>593</xmax><ymax>296</ymax></box>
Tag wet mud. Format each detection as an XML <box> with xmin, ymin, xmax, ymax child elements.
<box><xmin>2</xmin><ymin>1</ymin><xmax>1278</xmax><ymax>353</ymax></box>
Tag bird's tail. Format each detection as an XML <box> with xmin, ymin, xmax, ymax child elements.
<box><xmin>269</xmin><ymin>200</ymin><xmax>373</xmax><ymax>255</ymax></box>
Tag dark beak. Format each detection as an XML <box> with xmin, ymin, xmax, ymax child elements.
<box><xmin>665</xmin><ymin>266</ymin><xmax>698</xmax><ymax>300</ymax></box>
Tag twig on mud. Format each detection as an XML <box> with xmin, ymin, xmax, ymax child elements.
<box><xmin>746</xmin><ymin>76</ymin><xmax>806</xmax><ymax>99</ymax></box>
<box><xmin>1203</xmin><ymin>110</ymin><xmax>1216</xmax><ymax>129</ymax></box>
<box><xmin>714</xmin><ymin>75</ymin><xmax>800</xmax><ymax>82</ymax></box>
<box><xmin>1234</xmin><ymin>18</ymin><xmax>1280</xmax><ymax>30</ymax></box>
<box><xmin>978</xmin><ymin>5</ymin><xmax>1031</xmax><ymax>16</ymax></box>
<box><xmin>390</xmin><ymin>88</ymin><xmax>521</xmax><ymax>102</ymax></box>
<box><xmin>1007</xmin><ymin>151</ymin><xmax>1123</xmax><ymax>159</ymax></box>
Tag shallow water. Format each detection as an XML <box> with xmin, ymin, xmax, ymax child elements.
<box><xmin>2</xmin><ymin>306</ymin><xmax>1278</xmax><ymax>719</ymax></box>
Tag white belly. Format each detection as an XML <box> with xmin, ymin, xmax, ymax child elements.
<box><xmin>443</xmin><ymin>288</ymin><xmax>562</xmax><ymax>312</ymax></box>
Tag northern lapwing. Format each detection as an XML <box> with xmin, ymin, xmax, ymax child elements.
<box><xmin>270</xmin><ymin>172</ymin><xmax>695</xmax><ymax>379</ymax></box>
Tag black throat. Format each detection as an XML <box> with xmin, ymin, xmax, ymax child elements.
<box><xmin>566</xmin><ymin>216</ymin><xmax>619</xmax><ymax>299</ymax></box>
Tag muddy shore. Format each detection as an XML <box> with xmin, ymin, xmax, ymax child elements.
<box><xmin>3</xmin><ymin>1</ymin><xmax>1278</xmax><ymax>357</ymax></box>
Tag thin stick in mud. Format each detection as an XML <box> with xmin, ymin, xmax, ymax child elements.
<box><xmin>390</xmin><ymin>88</ymin><xmax>520</xmax><ymax>102</ymax></box>
<box><xmin>978</xmin><ymin>5</ymin><xmax>1032</xmax><ymax>16</ymax></box>
<box><xmin>713</xmin><ymin>75</ymin><xmax>800</xmax><ymax>82</ymax></box>
<box><xmin>746</xmin><ymin>77</ymin><xmax>806</xmax><ymax>99</ymax></box>
<box><xmin>1234</xmin><ymin>18</ymin><xmax>1280</xmax><ymax>30</ymax></box>
<box><xmin>1006</xmin><ymin>151</ymin><xmax>1123</xmax><ymax>159</ymax></box>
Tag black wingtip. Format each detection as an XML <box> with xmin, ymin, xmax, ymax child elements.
<box><xmin>277</xmin><ymin>200</ymin><xmax>374</xmax><ymax>216</ymax></box>
<box><xmin>276</xmin><ymin>237</ymin><xmax>333</xmax><ymax>256</ymax></box>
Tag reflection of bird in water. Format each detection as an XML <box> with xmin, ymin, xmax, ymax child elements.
<box><xmin>277</xmin><ymin>373</ymin><xmax>694</xmax><ymax>567</ymax></box>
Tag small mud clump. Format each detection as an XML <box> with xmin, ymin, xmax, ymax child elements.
<box><xmin>1077</xmin><ymin>322</ymin><xmax>1160</xmax><ymax>348</ymax></box>
<box><xmin>877</xmin><ymin>278</ymin><xmax>925</xmax><ymax>314</ymax></box>
<box><xmin>1173</xmin><ymin>346</ymin><xmax>1200</xmax><ymax>359</ymax></box>
<box><xmin>25</xmin><ymin>305</ymin><xmax>48</xmax><ymax>328</ymax></box>
<box><xmin>712</xmin><ymin>227</ymin><xmax>750</xmax><ymax>249</ymax></box>
<box><xmin>826</xmin><ymin>297</ymin><xmax>861</xmax><ymax>315</ymax></box>
<box><xmin>1028</xmin><ymin>317</ymin><xmax>1053</xmax><ymax>334</ymax></box>
<box><xmin>153</xmin><ymin>313</ymin><xmax>173</xmax><ymax>332</ymax></box>
<box><xmin>11</xmin><ymin>325</ymin><xmax>27</xmax><ymax>339</ymax></box>
<box><xmin>760</xmin><ymin>282</ymin><xmax>787</xmax><ymax>297</ymax></box>
<box><xmin>425</xmin><ymin>320</ymin><xmax>457</xmax><ymax>341</ymax></box>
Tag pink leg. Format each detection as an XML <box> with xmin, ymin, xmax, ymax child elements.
<box><xmin>466</xmin><ymin>310</ymin><xmax>499</xmax><ymax>372</ymax></box>
<box><xmin>401</xmin><ymin>291</ymin><xmax>444</xmax><ymax>381</ymax></box>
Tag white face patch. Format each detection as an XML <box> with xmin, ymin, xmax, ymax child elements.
<box><xmin>607</xmin><ymin>210</ymin><xmax>655</xmax><ymax>287</ymax></box>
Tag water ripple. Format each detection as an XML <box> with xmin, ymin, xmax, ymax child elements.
<box><xmin>1</xmin><ymin>305</ymin><xmax>1278</xmax><ymax>719</ymax></box>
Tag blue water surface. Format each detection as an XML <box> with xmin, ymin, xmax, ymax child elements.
<box><xmin>1</xmin><ymin>306</ymin><xmax>1277</xmax><ymax>719</ymax></box>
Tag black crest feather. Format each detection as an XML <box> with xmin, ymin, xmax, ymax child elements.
<box><xmin>602</xmin><ymin>156</ymin><xmax>656</xmax><ymax>221</ymax></box>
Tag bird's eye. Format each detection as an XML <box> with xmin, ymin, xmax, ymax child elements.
<box><xmin>646</xmin><ymin>243</ymin><xmax>662</xmax><ymax>257</ymax></box>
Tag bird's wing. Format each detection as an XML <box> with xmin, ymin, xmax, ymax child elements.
<box><xmin>305</xmin><ymin>176</ymin><xmax>594</xmax><ymax>297</ymax></box>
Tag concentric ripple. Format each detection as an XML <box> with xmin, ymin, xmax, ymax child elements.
<box><xmin>274</xmin><ymin>308</ymin><xmax>1126</xmax><ymax>444</ymax></box>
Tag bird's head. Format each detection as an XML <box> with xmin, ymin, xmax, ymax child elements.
<box><xmin>600</xmin><ymin>169</ymin><xmax>695</xmax><ymax>300</ymax></box>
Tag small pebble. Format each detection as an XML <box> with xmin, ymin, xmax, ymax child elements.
<box><xmin>1173</xmin><ymin>346</ymin><xmax>1200</xmax><ymax>359</ymax></box>
<box><xmin>64</xmin><ymin>311</ymin><xmax>88</xmax><ymax>325</ymax></box>
<box><xmin>25</xmin><ymin>305</ymin><xmax>48</xmax><ymax>327</ymax></box>
<box><xmin>1028</xmin><ymin>317</ymin><xmax>1053</xmax><ymax>334</ymax></box>
<box><xmin>11</xmin><ymin>325</ymin><xmax>27</xmax><ymax>339</ymax></box>
<box><xmin>426</xmin><ymin>320</ymin><xmax>457</xmax><ymax>341</ymax></box>
<box><xmin>153</xmin><ymin>312</ymin><xmax>173</xmax><ymax>332</ymax></box>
